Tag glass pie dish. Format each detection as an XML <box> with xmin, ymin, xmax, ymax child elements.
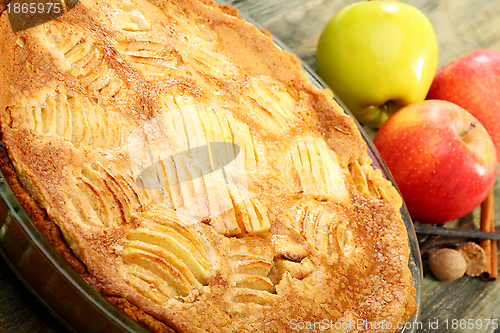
<box><xmin>0</xmin><ymin>2</ymin><xmax>423</xmax><ymax>332</ymax></box>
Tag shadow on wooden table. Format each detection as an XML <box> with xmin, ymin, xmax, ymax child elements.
<box><xmin>0</xmin><ymin>254</ymin><xmax>68</xmax><ymax>333</ymax></box>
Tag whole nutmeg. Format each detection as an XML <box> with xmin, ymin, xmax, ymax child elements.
<box><xmin>429</xmin><ymin>248</ymin><xmax>467</xmax><ymax>281</ymax></box>
<box><xmin>457</xmin><ymin>242</ymin><xmax>487</xmax><ymax>277</ymax></box>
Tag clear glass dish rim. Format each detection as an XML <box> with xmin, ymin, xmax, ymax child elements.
<box><xmin>0</xmin><ymin>2</ymin><xmax>423</xmax><ymax>332</ymax></box>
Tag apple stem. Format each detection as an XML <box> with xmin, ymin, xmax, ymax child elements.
<box><xmin>459</xmin><ymin>122</ymin><xmax>477</xmax><ymax>139</ymax></box>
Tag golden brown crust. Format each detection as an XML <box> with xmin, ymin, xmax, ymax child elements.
<box><xmin>106</xmin><ymin>296</ymin><xmax>177</xmax><ymax>333</ymax></box>
<box><xmin>0</xmin><ymin>0</ymin><xmax>416</xmax><ymax>332</ymax></box>
<box><xmin>0</xmin><ymin>142</ymin><xmax>90</xmax><ymax>277</ymax></box>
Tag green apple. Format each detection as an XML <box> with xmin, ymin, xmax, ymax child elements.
<box><xmin>316</xmin><ymin>1</ymin><xmax>438</xmax><ymax>128</ymax></box>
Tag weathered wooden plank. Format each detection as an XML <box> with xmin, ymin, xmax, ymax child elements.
<box><xmin>228</xmin><ymin>0</ymin><xmax>500</xmax><ymax>69</ymax></box>
<box><xmin>0</xmin><ymin>256</ymin><xmax>67</xmax><ymax>332</ymax></box>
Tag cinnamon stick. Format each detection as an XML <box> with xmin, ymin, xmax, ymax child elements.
<box><xmin>480</xmin><ymin>190</ymin><xmax>497</xmax><ymax>281</ymax></box>
<box><xmin>0</xmin><ymin>1</ymin><xmax>6</xmax><ymax>15</ymax></box>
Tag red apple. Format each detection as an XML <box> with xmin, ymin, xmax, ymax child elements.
<box><xmin>426</xmin><ymin>48</ymin><xmax>500</xmax><ymax>156</ymax></box>
<box><xmin>373</xmin><ymin>100</ymin><xmax>497</xmax><ymax>224</ymax></box>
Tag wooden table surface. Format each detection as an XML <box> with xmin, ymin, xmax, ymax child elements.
<box><xmin>2</xmin><ymin>0</ymin><xmax>500</xmax><ymax>332</ymax></box>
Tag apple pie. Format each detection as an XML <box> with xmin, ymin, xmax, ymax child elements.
<box><xmin>0</xmin><ymin>0</ymin><xmax>417</xmax><ymax>332</ymax></box>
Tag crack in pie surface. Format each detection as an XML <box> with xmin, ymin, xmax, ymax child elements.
<box><xmin>0</xmin><ymin>0</ymin><xmax>417</xmax><ymax>332</ymax></box>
